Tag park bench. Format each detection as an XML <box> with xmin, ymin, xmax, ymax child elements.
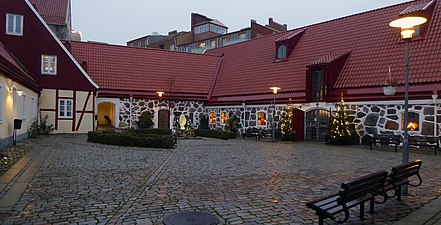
<box><xmin>384</xmin><ymin>160</ymin><xmax>423</xmax><ymax>201</ymax></box>
<box><xmin>306</xmin><ymin>171</ymin><xmax>388</xmax><ymax>225</ymax></box>
<box><xmin>259</xmin><ymin>129</ymin><xmax>273</xmax><ymax>141</ymax></box>
<box><xmin>408</xmin><ymin>136</ymin><xmax>439</xmax><ymax>155</ymax></box>
<box><xmin>370</xmin><ymin>134</ymin><xmax>401</xmax><ymax>152</ymax></box>
<box><xmin>242</xmin><ymin>128</ymin><xmax>261</xmax><ymax>141</ymax></box>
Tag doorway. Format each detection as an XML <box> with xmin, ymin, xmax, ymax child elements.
<box><xmin>97</xmin><ymin>102</ymin><xmax>115</xmax><ymax>127</ymax></box>
<box><xmin>306</xmin><ymin>109</ymin><xmax>330</xmax><ymax>141</ymax></box>
<box><xmin>158</xmin><ymin>110</ymin><xmax>170</xmax><ymax>129</ymax></box>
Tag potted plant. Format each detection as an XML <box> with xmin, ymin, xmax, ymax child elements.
<box><xmin>383</xmin><ymin>67</ymin><xmax>398</xmax><ymax>96</ymax></box>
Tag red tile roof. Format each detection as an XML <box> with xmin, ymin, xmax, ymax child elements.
<box><xmin>207</xmin><ymin>0</ymin><xmax>441</xmax><ymax>97</ymax></box>
<box><xmin>68</xmin><ymin>41</ymin><xmax>221</xmax><ymax>97</ymax></box>
<box><xmin>29</xmin><ymin>0</ymin><xmax>68</xmax><ymax>25</ymax></box>
<box><xmin>400</xmin><ymin>0</ymin><xmax>435</xmax><ymax>15</ymax></box>
<box><xmin>275</xmin><ymin>29</ymin><xmax>305</xmax><ymax>43</ymax></box>
<box><xmin>0</xmin><ymin>41</ymin><xmax>40</xmax><ymax>91</ymax></box>
<box><xmin>308</xmin><ymin>50</ymin><xmax>351</xmax><ymax>67</ymax></box>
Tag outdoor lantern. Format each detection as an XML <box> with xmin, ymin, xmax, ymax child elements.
<box><xmin>156</xmin><ymin>91</ymin><xmax>164</xmax><ymax>98</ymax></box>
<box><xmin>270</xmin><ymin>86</ymin><xmax>281</xmax><ymax>94</ymax></box>
<box><xmin>389</xmin><ymin>16</ymin><xmax>427</xmax><ymax>39</ymax></box>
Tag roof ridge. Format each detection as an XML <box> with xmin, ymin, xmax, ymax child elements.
<box><xmin>69</xmin><ymin>40</ymin><xmax>223</xmax><ymax>58</ymax></box>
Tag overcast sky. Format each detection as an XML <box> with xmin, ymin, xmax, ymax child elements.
<box><xmin>71</xmin><ymin>0</ymin><xmax>409</xmax><ymax>45</ymax></box>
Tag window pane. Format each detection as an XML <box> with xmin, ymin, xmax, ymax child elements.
<box><xmin>59</xmin><ymin>100</ymin><xmax>65</xmax><ymax>117</ymax></box>
<box><xmin>67</xmin><ymin>100</ymin><xmax>72</xmax><ymax>117</ymax></box>
<box><xmin>277</xmin><ymin>45</ymin><xmax>287</xmax><ymax>59</ymax></box>
<box><xmin>311</xmin><ymin>69</ymin><xmax>323</xmax><ymax>101</ymax></box>
<box><xmin>258</xmin><ymin>112</ymin><xmax>266</xmax><ymax>125</ymax></box>
<box><xmin>7</xmin><ymin>14</ymin><xmax>14</xmax><ymax>33</ymax></box>
<box><xmin>15</xmin><ymin>15</ymin><xmax>22</xmax><ymax>34</ymax></box>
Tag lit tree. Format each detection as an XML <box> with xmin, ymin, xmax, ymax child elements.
<box><xmin>278</xmin><ymin>105</ymin><xmax>294</xmax><ymax>140</ymax></box>
<box><xmin>329</xmin><ymin>93</ymin><xmax>355</xmax><ymax>144</ymax></box>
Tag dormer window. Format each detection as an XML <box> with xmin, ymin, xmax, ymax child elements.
<box><xmin>311</xmin><ymin>69</ymin><xmax>324</xmax><ymax>101</ymax></box>
<box><xmin>6</xmin><ymin>14</ymin><xmax>23</xmax><ymax>36</ymax></box>
<box><xmin>277</xmin><ymin>45</ymin><xmax>287</xmax><ymax>59</ymax></box>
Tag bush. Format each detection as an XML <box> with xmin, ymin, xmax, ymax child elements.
<box><xmin>137</xmin><ymin>111</ymin><xmax>154</xmax><ymax>129</ymax></box>
<box><xmin>29</xmin><ymin>115</ymin><xmax>54</xmax><ymax>136</ymax></box>
<box><xmin>87</xmin><ymin>131</ymin><xmax>174</xmax><ymax>149</ymax></box>
<box><xmin>195</xmin><ymin>129</ymin><xmax>236</xmax><ymax>140</ymax></box>
<box><xmin>125</xmin><ymin>128</ymin><xmax>172</xmax><ymax>135</ymax></box>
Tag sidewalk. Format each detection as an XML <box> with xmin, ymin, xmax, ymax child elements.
<box><xmin>392</xmin><ymin>196</ymin><xmax>441</xmax><ymax>225</ymax></box>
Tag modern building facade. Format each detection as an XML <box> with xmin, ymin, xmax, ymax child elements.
<box><xmin>1</xmin><ymin>0</ymin><xmax>440</xmax><ymax>147</ymax></box>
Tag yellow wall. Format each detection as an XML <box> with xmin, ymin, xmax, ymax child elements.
<box><xmin>40</xmin><ymin>89</ymin><xmax>95</xmax><ymax>134</ymax></box>
<box><xmin>0</xmin><ymin>74</ymin><xmax>39</xmax><ymax>139</ymax></box>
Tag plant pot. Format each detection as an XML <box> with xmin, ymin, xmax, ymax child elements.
<box><xmin>383</xmin><ymin>86</ymin><xmax>397</xmax><ymax>96</ymax></box>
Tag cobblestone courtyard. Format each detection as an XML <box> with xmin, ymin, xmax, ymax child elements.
<box><xmin>0</xmin><ymin>135</ymin><xmax>440</xmax><ymax>225</ymax></box>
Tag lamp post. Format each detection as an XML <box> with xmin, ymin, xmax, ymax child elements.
<box><xmin>270</xmin><ymin>87</ymin><xmax>281</xmax><ymax>142</ymax></box>
<box><xmin>389</xmin><ymin>16</ymin><xmax>427</xmax><ymax>194</ymax></box>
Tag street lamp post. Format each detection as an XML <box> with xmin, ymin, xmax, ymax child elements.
<box><xmin>270</xmin><ymin>87</ymin><xmax>281</xmax><ymax>142</ymax></box>
<box><xmin>389</xmin><ymin>16</ymin><xmax>427</xmax><ymax>194</ymax></box>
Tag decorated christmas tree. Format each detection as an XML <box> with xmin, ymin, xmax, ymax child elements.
<box><xmin>329</xmin><ymin>93</ymin><xmax>355</xmax><ymax>145</ymax></box>
<box><xmin>278</xmin><ymin>105</ymin><xmax>294</xmax><ymax>141</ymax></box>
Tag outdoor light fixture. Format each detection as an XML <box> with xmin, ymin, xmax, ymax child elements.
<box><xmin>270</xmin><ymin>86</ymin><xmax>281</xmax><ymax>94</ymax></box>
<box><xmin>270</xmin><ymin>86</ymin><xmax>281</xmax><ymax>142</ymax></box>
<box><xmin>156</xmin><ymin>91</ymin><xmax>165</xmax><ymax>98</ymax></box>
<box><xmin>16</xmin><ymin>90</ymin><xmax>23</xmax><ymax>96</ymax></box>
<box><xmin>389</xmin><ymin>15</ymin><xmax>427</xmax><ymax>194</ymax></box>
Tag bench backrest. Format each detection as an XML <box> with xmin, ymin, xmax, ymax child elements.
<box><xmin>374</xmin><ymin>134</ymin><xmax>400</xmax><ymax>141</ymax></box>
<box><xmin>389</xmin><ymin>160</ymin><xmax>422</xmax><ymax>184</ymax></box>
<box><xmin>409</xmin><ymin>136</ymin><xmax>438</xmax><ymax>144</ymax></box>
<box><xmin>338</xmin><ymin>170</ymin><xmax>388</xmax><ymax>204</ymax></box>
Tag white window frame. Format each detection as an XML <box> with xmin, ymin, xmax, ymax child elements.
<box><xmin>41</xmin><ymin>55</ymin><xmax>57</xmax><ymax>75</ymax></box>
<box><xmin>31</xmin><ymin>97</ymin><xmax>37</xmax><ymax>120</ymax></box>
<box><xmin>6</xmin><ymin>13</ymin><xmax>23</xmax><ymax>36</ymax></box>
<box><xmin>21</xmin><ymin>94</ymin><xmax>26</xmax><ymax>119</ymax></box>
<box><xmin>0</xmin><ymin>85</ymin><xmax>3</xmax><ymax>123</ymax></box>
<box><xmin>58</xmin><ymin>99</ymin><xmax>73</xmax><ymax>118</ymax></box>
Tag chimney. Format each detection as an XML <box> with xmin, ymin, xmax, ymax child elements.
<box><xmin>251</xmin><ymin>19</ymin><xmax>257</xmax><ymax>24</ymax></box>
<box><xmin>168</xmin><ymin>30</ymin><xmax>178</xmax><ymax>36</ymax></box>
<box><xmin>283</xmin><ymin>24</ymin><xmax>288</xmax><ymax>30</ymax></box>
<box><xmin>269</xmin><ymin>18</ymin><xmax>273</xmax><ymax>24</ymax></box>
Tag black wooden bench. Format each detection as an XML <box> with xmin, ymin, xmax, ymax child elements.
<box><xmin>409</xmin><ymin>136</ymin><xmax>439</xmax><ymax>155</ymax></box>
<box><xmin>370</xmin><ymin>134</ymin><xmax>401</xmax><ymax>152</ymax></box>
<box><xmin>242</xmin><ymin>128</ymin><xmax>260</xmax><ymax>141</ymax></box>
<box><xmin>306</xmin><ymin>171</ymin><xmax>388</xmax><ymax>225</ymax></box>
<box><xmin>384</xmin><ymin>160</ymin><xmax>423</xmax><ymax>201</ymax></box>
<box><xmin>259</xmin><ymin>129</ymin><xmax>273</xmax><ymax>141</ymax></box>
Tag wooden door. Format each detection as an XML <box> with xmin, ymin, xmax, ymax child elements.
<box><xmin>158</xmin><ymin>110</ymin><xmax>170</xmax><ymax>129</ymax></box>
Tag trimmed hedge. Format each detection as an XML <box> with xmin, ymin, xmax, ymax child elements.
<box><xmin>195</xmin><ymin>129</ymin><xmax>236</xmax><ymax>140</ymax></box>
<box><xmin>87</xmin><ymin>131</ymin><xmax>174</xmax><ymax>149</ymax></box>
<box><xmin>124</xmin><ymin>128</ymin><xmax>172</xmax><ymax>135</ymax></box>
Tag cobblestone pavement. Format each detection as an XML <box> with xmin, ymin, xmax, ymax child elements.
<box><xmin>0</xmin><ymin>135</ymin><xmax>440</xmax><ymax>225</ymax></box>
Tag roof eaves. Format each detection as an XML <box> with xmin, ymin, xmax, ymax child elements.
<box><xmin>24</xmin><ymin>0</ymin><xmax>99</xmax><ymax>89</ymax></box>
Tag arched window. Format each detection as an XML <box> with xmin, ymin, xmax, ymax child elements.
<box><xmin>401</xmin><ymin>112</ymin><xmax>420</xmax><ymax>131</ymax></box>
<box><xmin>277</xmin><ymin>45</ymin><xmax>287</xmax><ymax>59</ymax></box>
<box><xmin>210</xmin><ymin>112</ymin><xmax>216</xmax><ymax>124</ymax></box>
<box><xmin>257</xmin><ymin>112</ymin><xmax>267</xmax><ymax>126</ymax></box>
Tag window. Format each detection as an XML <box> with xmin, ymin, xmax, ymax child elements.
<box><xmin>6</xmin><ymin>14</ymin><xmax>23</xmax><ymax>36</ymax></box>
<box><xmin>31</xmin><ymin>97</ymin><xmax>37</xmax><ymax>120</ymax></box>
<box><xmin>194</xmin><ymin>24</ymin><xmax>209</xmax><ymax>34</ymax></box>
<box><xmin>21</xmin><ymin>94</ymin><xmax>26</xmax><ymax>119</ymax></box>
<box><xmin>199</xmin><ymin>42</ymin><xmax>206</xmax><ymax>48</ymax></box>
<box><xmin>402</xmin><ymin>112</ymin><xmax>420</xmax><ymax>131</ymax></box>
<box><xmin>311</xmin><ymin>69</ymin><xmax>324</xmax><ymax>101</ymax></box>
<box><xmin>221</xmin><ymin>112</ymin><xmax>228</xmax><ymax>124</ymax></box>
<box><xmin>59</xmin><ymin>99</ymin><xmax>73</xmax><ymax>118</ymax></box>
<box><xmin>257</xmin><ymin>112</ymin><xmax>267</xmax><ymax>126</ymax></box>
<box><xmin>210</xmin><ymin>40</ymin><xmax>216</xmax><ymax>48</ymax></box>
<box><xmin>239</xmin><ymin>33</ymin><xmax>247</xmax><ymax>39</ymax></box>
<box><xmin>0</xmin><ymin>85</ymin><xmax>2</xmax><ymax>123</ymax></box>
<box><xmin>41</xmin><ymin>55</ymin><xmax>57</xmax><ymax>75</ymax></box>
<box><xmin>277</xmin><ymin>45</ymin><xmax>287</xmax><ymax>59</ymax></box>
<box><xmin>209</xmin><ymin>112</ymin><xmax>216</xmax><ymax>124</ymax></box>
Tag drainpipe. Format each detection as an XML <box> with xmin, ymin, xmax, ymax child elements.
<box><xmin>129</xmin><ymin>95</ymin><xmax>133</xmax><ymax>129</ymax></box>
<box><xmin>432</xmin><ymin>93</ymin><xmax>438</xmax><ymax>137</ymax></box>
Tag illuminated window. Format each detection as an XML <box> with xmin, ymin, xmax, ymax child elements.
<box><xmin>199</xmin><ymin>42</ymin><xmax>206</xmax><ymax>48</ymax></box>
<box><xmin>41</xmin><ymin>55</ymin><xmax>57</xmax><ymax>75</ymax></box>
<box><xmin>402</xmin><ymin>112</ymin><xmax>420</xmax><ymax>131</ymax></box>
<box><xmin>59</xmin><ymin>99</ymin><xmax>73</xmax><ymax>118</ymax></box>
<box><xmin>6</xmin><ymin>14</ymin><xmax>23</xmax><ymax>36</ymax></box>
<box><xmin>221</xmin><ymin>112</ymin><xmax>228</xmax><ymax>124</ymax></box>
<box><xmin>257</xmin><ymin>112</ymin><xmax>267</xmax><ymax>126</ymax></box>
<box><xmin>210</xmin><ymin>112</ymin><xmax>216</xmax><ymax>124</ymax></box>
